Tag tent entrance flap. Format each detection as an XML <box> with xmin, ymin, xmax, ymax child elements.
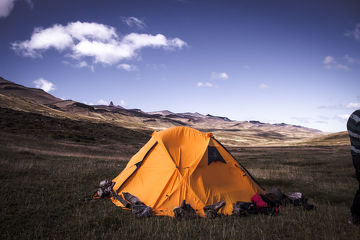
<box><xmin>208</xmin><ymin>146</ymin><xmax>226</xmax><ymax>165</ymax></box>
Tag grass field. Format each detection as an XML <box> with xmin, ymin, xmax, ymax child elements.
<box><xmin>1</xmin><ymin>108</ymin><xmax>360</xmax><ymax>239</ymax></box>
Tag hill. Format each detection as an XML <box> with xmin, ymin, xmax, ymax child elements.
<box><xmin>0</xmin><ymin>77</ymin><xmax>61</xmax><ymax>104</ymax></box>
<box><xmin>301</xmin><ymin>131</ymin><xmax>349</xmax><ymax>146</ymax></box>
<box><xmin>0</xmin><ymin>76</ymin><xmax>338</xmax><ymax>146</ymax></box>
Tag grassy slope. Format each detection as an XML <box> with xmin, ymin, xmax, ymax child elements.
<box><xmin>0</xmin><ymin>107</ymin><xmax>150</xmax><ymax>144</ymax></box>
<box><xmin>1</xmin><ymin>108</ymin><xmax>359</xmax><ymax>239</ymax></box>
<box><xmin>302</xmin><ymin>131</ymin><xmax>349</xmax><ymax>146</ymax></box>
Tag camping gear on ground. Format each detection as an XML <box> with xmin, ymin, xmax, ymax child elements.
<box><xmin>251</xmin><ymin>194</ymin><xmax>269</xmax><ymax>208</ymax></box>
<box><xmin>232</xmin><ymin>201</ymin><xmax>256</xmax><ymax>216</ymax></box>
<box><xmin>94</xmin><ymin>179</ymin><xmax>115</xmax><ymax>199</ymax></box>
<box><xmin>260</xmin><ymin>187</ymin><xmax>284</xmax><ymax>214</ymax></box>
<box><xmin>232</xmin><ymin>188</ymin><xmax>316</xmax><ymax>217</ymax></box>
<box><xmin>122</xmin><ymin>192</ymin><xmax>152</xmax><ymax>218</ymax></box>
<box><xmin>94</xmin><ymin>182</ymin><xmax>152</xmax><ymax>218</ymax></box>
<box><xmin>252</xmin><ymin>194</ymin><xmax>279</xmax><ymax>215</ymax></box>
<box><xmin>173</xmin><ymin>200</ymin><xmax>197</xmax><ymax>219</ymax></box>
<box><xmin>203</xmin><ymin>201</ymin><xmax>226</xmax><ymax>218</ymax></box>
<box><xmin>232</xmin><ymin>197</ymin><xmax>278</xmax><ymax>216</ymax></box>
<box><xmin>263</xmin><ymin>187</ymin><xmax>286</xmax><ymax>206</ymax></box>
<box><xmin>285</xmin><ymin>192</ymin><xmax>315</xmax><ymax>210</ymax></box>
<box><xmin>109</xmin><ymin>126</ymin><xmax>265</xmax><ymax>217</ymax></box>
<box><xmin>286</xmin><ymin>192</ymin><xmax>303</xmax><ymax>205</ymax></box>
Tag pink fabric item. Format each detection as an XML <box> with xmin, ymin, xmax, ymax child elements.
<box><xmin>251</xmin><ymin>194</ymin><xmax>269</xmax><ymax>208</ymax></box>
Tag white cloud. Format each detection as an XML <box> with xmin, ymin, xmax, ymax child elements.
<box><xmin>97</xmin><ymin>99</ymin><xmax>108</xmax><ymax>105</ymax></box>
<box><xmin>12</xmin><ymin>25</ymin><xmax>74</xmax><ymax>58</ymax></box>
<box><xmin>123</xmin><ymin>17</ymin><xmax>146</xmax><ymax>29</ymax></box>
<box><xmin>77</xmin><ymin>61</ymin><xmax>95</xmax><ymax>72</ymax></box>
<box><xmin>337</xmin><ymin>114</ymin><xmax>350</xmax><ymax>120</ymax></box>
<box><xmin>318</xmin><ymin>104</ymin><xmax>344</xmax><ymax>110</ymax></box>
<box><xmin>197</xmin><ymin>82</ymin><xmax>213</xmax><ymax>87</ymax></box>
<box><xmin>323</xmin><ymin>55</ymin><xmax>349</xmax><ymax>71</ymax></box>
<box><xmin>122</xmin><ymin>33</ymin><xmax>187</xmax><ymax>50</ymax></box>
<box><xmin>347</xmin><ymin>102</ymin><xmax>360</xmax><ymax>109</ymax></box>
<box><xmin>167</xmin><ymin>38</ymin><xmax>187</xmax><ymax>49</ymax></box>
<box><xmin>344</xmin><ymin>54</ymin><xmax>359</xmax><ymax>64</ymax></box>
<box><xmin>323</xmin><ymin>56</ymin><xmax>335</xmax><ymax>65</ymax></box>
<box><xmin>258</xmin><ymin>83</ymin><xmax>269</xmax><ymax>89</ymax></box>
<box><xmin>117</xmin><ymin>63</ymin><xmax>137</xmax><ymax>71</ymax></box>
<box><xmin>33</xmin><ymin>78</ymin><xmax>56</xmax><ymax>92</ymax></box>
<box><xmin>0</xmin><ymin>0</ymin><xmax>15</xmax><ymax>18</ymax></box>
<box><xmin>119</xmin><ymin>100</ymin><xmax>126</xmax><ymax>107</ymax></box>
<box><xmin>198</xmin><ymin>72</ymin><xmax>228</xmax><ymax>88</ymax></box>
<box><xmin>63</xmin><ymin>59</ymin><xmax>94</xmax><ymax>72</ymax></box>
<box><xmin>336</xmin><ymin>64</ymin><xmax>350</xmax><ymax>71</ymax></box>
<box><xmin>77</xmin><ymin>61</ymin><xmax>88</xmax><ymax>68</ymax></box>
<box><xmin>318</xmin><ymin>102</ymin><xmax>360</xmax><ymax>110</ymax></box>
<box><xmin>71</xmin><ymin>40</ymin><xmax>127</xmax><ymax>64</ymax></box>
<box><xmin>211</xmin><ymin>72</ymin><xmax>229</xmax><ymax>80</ymax></box>
<box><xmin>11</xmin><ymin>21</ymin><xmax>187</xmax><ymax>66</ymax></box>
<box><xmin>345</xmin><ymin>23</ymin><xmax>360</xmax><ymax>41</ymax></box>
<box><xmin>0</xmin><ymin>0</ymin><xmax>33</xmax><ymax>18</ymax></box>
<box><xmin>66</xmin><ymin>21</ymin><xmax>117</xmax><ymax>42</ymax></box>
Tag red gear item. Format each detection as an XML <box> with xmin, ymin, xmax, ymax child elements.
<box><xmin>251</xmin><ymin>194</ymin><xmax>269</xmax><ymax>208</ymax></box>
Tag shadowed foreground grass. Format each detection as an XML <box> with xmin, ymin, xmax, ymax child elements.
<box><xmin>1</xmin><ymin>109</ymin><xmax>360</xmax><ymax>239</ymax></box>
<box><xmin>2</xmin><ymin>143</ymin><xmax>360</xmax><ymax>239</ymax></box>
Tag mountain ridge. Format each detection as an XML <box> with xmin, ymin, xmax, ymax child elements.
<box><xmin>0</xmin><ymin>76</ymin><xmax>333</xmax><ymax>146</ymax></box>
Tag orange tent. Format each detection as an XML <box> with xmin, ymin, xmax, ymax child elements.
<box><xmin>111</xmin><ymin>126</ymin><xmax>264</xmax><ymax>217</ymax></box>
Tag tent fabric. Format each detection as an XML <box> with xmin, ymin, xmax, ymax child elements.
<box><xmin>111</xmin><ymin>126</ymin><xmax>265</xmax><ymax>217</ymax></box>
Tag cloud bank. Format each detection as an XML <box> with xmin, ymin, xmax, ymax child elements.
<box><xmin>11</xmin><ymin>21</ymin><xmax>187</xmax><ymax>66</ymax></box>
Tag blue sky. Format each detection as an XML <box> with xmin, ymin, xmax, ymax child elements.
<box><xmin>0</xmin><ymin>0</ymin><xmax>359</xmax><ymax>132</ymax></box>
